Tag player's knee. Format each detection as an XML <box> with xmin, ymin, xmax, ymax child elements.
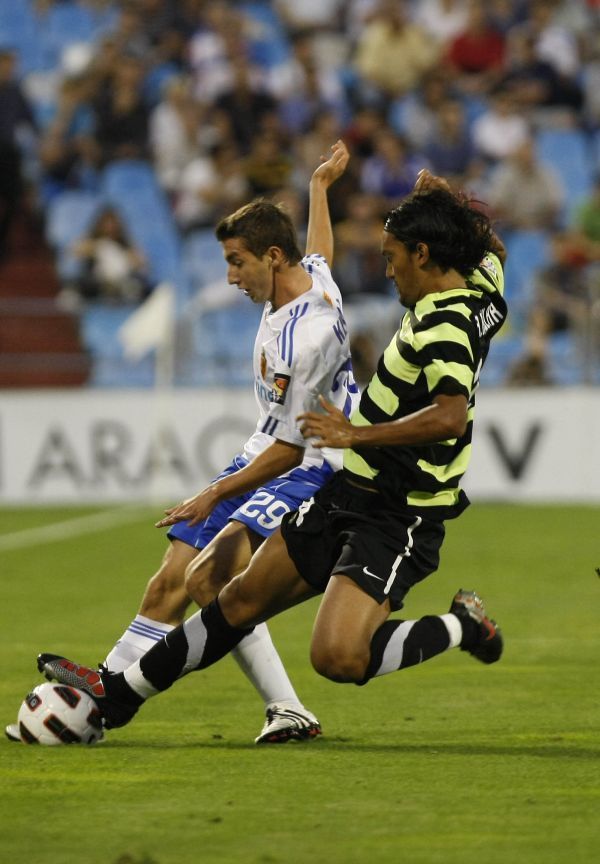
<box><xmin>140</xmin><ymin>546</ymin><xmax>190</xmax><ymax>621</ymax></box>
<box><xmin>310</xmin><ymin>641</ymin><xmax>367</xmax><ymax>684</ymax></box>
<box><xmin>185</xmin><ymin>557</ymin><xmax>216</xmax><ymax>607</ymax></box>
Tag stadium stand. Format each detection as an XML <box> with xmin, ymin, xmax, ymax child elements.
<box><xmin>0</xmin><ymin>0</ymin><xmax>599</xmax><ymax>388</ymax></box>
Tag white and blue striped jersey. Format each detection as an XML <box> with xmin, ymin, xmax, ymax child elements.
<box><xmin>242</xmin><ymin>254</ymin><xmax>358</xmax><ymax>472</ymax></box>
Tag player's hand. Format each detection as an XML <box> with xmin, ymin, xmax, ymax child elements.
<box><xmin>155</xmin><ymin>485</ymin><xmax>221</xmax><ymax>528</ymax></box>
<box><xmin>311</xmin><ymin>140</ymin><xmax>349</xmax><ymax>188</ymax></box>
<box><xmin>413</xmin><ymin>168</ymin><xmax>452</xmax><ymax>195</ymax></box>
<box><xmin>298</xmin><ymin>395</ymin><xmax>355</xmax><ymax>448</ymax></box>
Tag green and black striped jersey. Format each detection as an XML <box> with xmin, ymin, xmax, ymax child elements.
<box><xmin>343</xmin><ymin>251</ymin><xmax>507</xmax><ymax>520</ymax></box>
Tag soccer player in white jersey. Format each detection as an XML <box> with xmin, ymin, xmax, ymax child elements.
<box><xmin>8</xmin><ymin>141</ymin><xmax>357</xmax><ymax>745</ymax></box>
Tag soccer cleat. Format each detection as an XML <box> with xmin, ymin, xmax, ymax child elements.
<box><xmin>5</xmin><ymin>723</ymin><xmax>21</xmax><ymax>742</ymax></box>
<box><xmin>255</xmin><ymin>702</ymin><xmax>322</xmax><ymax>745</ymax></box>
<box><xmin>37</xmin><ymin>653</ymin><xmax>140</xmax><ymax>729</ymax></box>
<box><xmin>450</xmin><ymin>588</ymin><xmax>503</xmax><ymax>664</ymax></box>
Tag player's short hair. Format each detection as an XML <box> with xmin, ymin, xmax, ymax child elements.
<box><xmin>384</xmin><ymin>188</ymin><xmax>494</xmax><ymax>276</ymax></box>
<box><xmin>216</xmin><ymin>200</ymin><xmax>302</xmax><ymax>265</ymax></box>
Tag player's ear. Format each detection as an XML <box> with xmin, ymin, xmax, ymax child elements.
<box><xmin>268</xmin><ymin>246</ymin><xmax>285</xmax><ymax>268</ymax></box>
<box><xmin>415</xmin><ymin>242</ymin><xmax>430</xmax><ymax>264</ymax></box>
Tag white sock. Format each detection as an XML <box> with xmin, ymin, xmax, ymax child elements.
<box><xmin>439</xmin><ymin>613</ymin><xmax>463</xmax><ymax>649</ymax></box>
<box><xmin>123</xmin><ymin>659</ymin><xmax>160</xmax><ymax>699</ymax></box>
<box><xmin>232</xmin><ymin>622</ymin><xmax>302</xmax><ymax>707</ymax></box>
<box><xmin>103</xmin><ymin>615</ymin><xmax>175</xmax><ymax>672</ymax></box>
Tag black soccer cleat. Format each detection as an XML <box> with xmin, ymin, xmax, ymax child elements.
<box><xmin>450</xmin><ymin>589</ymin><xmax>503</xmax><ymax>664</ymax></box>
<box><xmin>37</xmin><ymin>653</ymin><xmax>141</xmax><ymax>729</ymax></box>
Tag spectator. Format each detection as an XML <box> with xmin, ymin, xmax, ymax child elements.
<box><xmin>275</xmin><ymin>29</ymin><xmax>348</xmax><ymax>135</ymax></box>
<box><xmin>499</xmin><ymin>28</ymin><xmax>582</xmax><ymax>126</ymax></box>
<box><xmin>0</xmin><ymin>49</ymin><xmax>37</xmax><ymax>261</ymax></box>
<box><xmin>360</xmin><ymin>129</ymin><xmax>425</xmax><ymax>208</ymax></box>
<box><xmin>214</xmin><ymin>56</ymin><xmax>278</xmax><ymax>153</ymax></box>
<box><xmin>471</xmin><ymin>86</ymin><xmax>530</xmax><ymax>163</ymax></box>
<box><xmin>444</xmin><ymin>0</ymin><xmax>506</xmax><ymax>96</ymax></box>
<box><xmin>487</xmin><ymin>136</ymin><xmax>564</xmax><ymax>231</ymax></box>
<box><xmin>60</xmin><ymin>206</ymin><xmax>150</xmax><ymax>308</ymax></box>
<box><xmin>93</xmin><ymin>51</ymin><xmax>150</xmax><ymax>165</ymax></box>
<box><xmin>188</xmin><ymin>1</ymin><xmax>248</xmax><ymax>105</ymax></box>
<box><xmin>332</xmin><ymin>192</ymin><xmax>389</xmax><ymax>299</ymax></box>
<box><xmin>243</xmin><ymin>131</ymin><xmax>294</xmax><ymax>197</ymax></box>
<box><xmin>38</xmin><ymin>73</ymin><xmax>98</xmax><ymax>204</ymax></box>
<box><xmin>353</xmin><ymin>0</ymin><xmax>440</xmax><ymax>102</ymax></box>
<box><xmin>174</xmin><ymin>141</ymin><xmax>248</xmax><ymax>232</ymax></box>
<box><xmin>423</xmin><ymin>97</ymin><xmax>475</xmax><ymax>186</ymax></box>
<box><xmin>414</xmin><ymin>0</ymin><xmax>469</xmax><ymax>48</ymax></box>
<box><xmin>509</xmin><ymin>230</ymin><xmax>596</xmax><ymax>383</ymax></box>
<box><xmin>149</xmin><ymin>75</ymin><xmax>202</xmax><ymax>196</ymax></box>
<box><xmin>392</xmin><ymin>70</ymin><xmax>454</xmax><ymax>151</ymax></box>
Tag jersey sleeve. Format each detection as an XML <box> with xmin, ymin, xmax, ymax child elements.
<box><xmin>469</xmin><ymin>251</ymin><xmax>504</xmax><ymax>298</ymax></box>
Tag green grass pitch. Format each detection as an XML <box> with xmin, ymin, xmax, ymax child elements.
<box><xmin>1</xmin><ymin>503</ymin><xmax>598</xmax><ymax>864</ymax></box>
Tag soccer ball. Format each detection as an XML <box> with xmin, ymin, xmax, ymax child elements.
<box><xmin>17</xmin><ymin>682</ymin><xmax>104</xmax><ymax>745</ymax></box>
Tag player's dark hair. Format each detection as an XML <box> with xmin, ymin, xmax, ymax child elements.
<box><xmin>384</xmin><ymin>188</ymin><xmax>494</xmax><ymax>275</ymax></box>
<box><xmin>215</xmin><ymin>200</ymin><xmax>302</xmax><ymax>264</ymax></box>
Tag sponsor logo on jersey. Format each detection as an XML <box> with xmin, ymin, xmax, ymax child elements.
<box><xmin>272</xmin><ymin>373</ymin><xmax>291</xmax><ymax>404</ymax></box>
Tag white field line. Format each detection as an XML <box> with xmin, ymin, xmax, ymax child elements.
<box><xmin>0</xmin><ymin>506</ymin><xmax>154</xmax><ymax>552</ymax></box>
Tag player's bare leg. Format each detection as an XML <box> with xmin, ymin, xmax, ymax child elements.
<box><xmin>187</xmin><ymin>523</ymin><xmax>322</xmax><ymax>742</ymax></box>
<box><xmin>310</xmin><ymin>575</ymin><xmax>502</xmax><ymax>686</ymax></box>
<box><xmin>103</xmin><ymin>539</ymin><xmax>198</xmax><ymax>672</ymax></box>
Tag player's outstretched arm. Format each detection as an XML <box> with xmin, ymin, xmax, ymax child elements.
<box><xmin>305</xmin><ymin>139</ymin><xmax>349</xmax><ymax>267</ymax></box>
<box><xmin>155</xmin><ymin>440</ymin><xmax>303</xmax><ymax>527</ymax></box>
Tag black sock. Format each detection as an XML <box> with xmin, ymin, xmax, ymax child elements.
<box><xmin>136</xmin><ymin>599</ymin><xmax>254</xmax><ymax>693</ymax></box>
<box><xmin>360</xmin><ymin>616</ymin><xmax>451</xmax><ymax>684</ymax></box>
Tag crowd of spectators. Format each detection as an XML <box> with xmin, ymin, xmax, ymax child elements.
<box><xmin>1</xmin><ymin>0</ymin><xmax>600</xmax><ymax>383</ymax></box>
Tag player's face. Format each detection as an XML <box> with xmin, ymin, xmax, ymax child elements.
<box><xmin>381</xmin><ymin>230</ymin><xmax>423</xmax><ymax>308</ymax></box>
<box><xmin>222</xmin><ymin>238</ymin><xmax>273</xmax><ymax>304</ymax></box>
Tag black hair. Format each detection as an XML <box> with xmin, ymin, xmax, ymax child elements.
<box><xmin>215</xmin><ymin>200</ymin><xmax>302</xmax><ymax>264</ymax></box>
<box><xmin>384</xmin><ymin>188</ymin><xmax>494</xmax><ymax>276</ymax></box>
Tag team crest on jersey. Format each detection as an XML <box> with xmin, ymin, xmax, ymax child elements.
<box><xmin>480</xmin><ymin>255</ymin><xmax>498</xmax><ymax>280</ymax></box>
<box><xmin>272</xmin><ymin>373</ymin><xmax>291</xmax><ymax>404</ymax></box>
<box><xmin>260</xmin><ymin>350</ymin><xmax>267</xmax><ymax>379</ymax></box>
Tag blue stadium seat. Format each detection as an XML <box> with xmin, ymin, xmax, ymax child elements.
<box><xmin>546</xmin><ymin>331</ymin><xmax>585</xmax><ymax>386</ymax></box>
<box><xmin>183</xmin><ymin>229</ymin><xmax>227</xmax><ymax>290</ymax></box>
<box><xmin>535</xmin><ymin>128</ymin><xmax>595</xmax><ymax>223</ymax></box>
<box><xmin>80</xmin><ymin>304</ymin><xmax>156</xmax><ymax>387</ymax></box>
<box><xmin>240</xmin><ymin>2</ymin><xmax>290</xmax><ymax>69</ymax></box>
<box><xmin>481</xmin><ymin>334</ymin><xmax>523</xmax><ymax>387</ymax></box>
<box><xmin>45</xmin><ymin>190</ymin><xmax>104</xmax><ymax>280</ymax></box>
<box><xmin>100</xmin><ymin>161</ymin><xmax>189</xmax><ymax>296</ymax></box>
<box><xmin>502</xmin><ymin>229</ymin><xmax>551</xmax><ymax>331</ymax></box>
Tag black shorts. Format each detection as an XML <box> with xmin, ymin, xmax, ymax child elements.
<box><xmin>280</xmin><ymin>473</ymin><xmax>445</xmax><ymax>611</ymax></box>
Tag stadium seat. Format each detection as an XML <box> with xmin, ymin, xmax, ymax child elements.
<box><xmin>535</xmin><ymin>128</ymin><xmax>595</xmax><ymax>223</ymax></box>
<box><xmin>502</xmin><ymin>229</ymin><xmax>551</xmax><ymax>331</ymax></box>
<box><xmin>240</xmin><ymin>2</ymin><xmax>290</xmax><ymax>69</ymax></box>
<box><xmin>182</xmin><ymin>229</ymin><xmax>227</xmax><ymax>290</ymax></box>
<box><xmin>80</xmin><ymin>304</ymin><xmax>155</xmax><ymax>387</ymax></box>
<box><xmin>100</xmin><ymin>161</ymin><xmax>189</xmax><ymax>297</ymax></box>
<box><xmin>45</xmin><ymin>190</ymin><xmax>104</xmax><ymax>280</ymax></box>
<box><xmin>480</xmin><ymin>334</ymin><xmax>523</xmax><ymax>387</ymax></box>
<box><xmin>546</xmin><ymin>331</ymin><xmax>585</xmax><ymax>386</ymax></box>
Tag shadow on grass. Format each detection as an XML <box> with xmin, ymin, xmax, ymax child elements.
<box><xmin>103</xmin><ymin>738</ymin><xmax>600</xmax><ymax>760</ymax></box>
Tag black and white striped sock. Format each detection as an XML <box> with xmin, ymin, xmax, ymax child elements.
<box><xmin>360</xmin><ymin>613</ymin><xmax>462</xmax><ymax>683</ymax></box>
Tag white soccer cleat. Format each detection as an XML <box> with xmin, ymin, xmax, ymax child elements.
<box><xmin>255</xmin><ymin>702</ymin><xmax>322</xmax><ymax>745</ymax></box>
<box><xmin>5</xmin><ymin>723</ymin><xmax>21</xmax><ymax>742</ymax></box>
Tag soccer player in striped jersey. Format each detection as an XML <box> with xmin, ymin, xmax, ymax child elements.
<box><xmin>16</xmin><ymin>141</ymin><xmax>357</xmax><ymax>745</ymax></box>
<box><xmin>38</xmin><ymin>170</ymin><xmax>508</xmax><ymax>733</ymax></box>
